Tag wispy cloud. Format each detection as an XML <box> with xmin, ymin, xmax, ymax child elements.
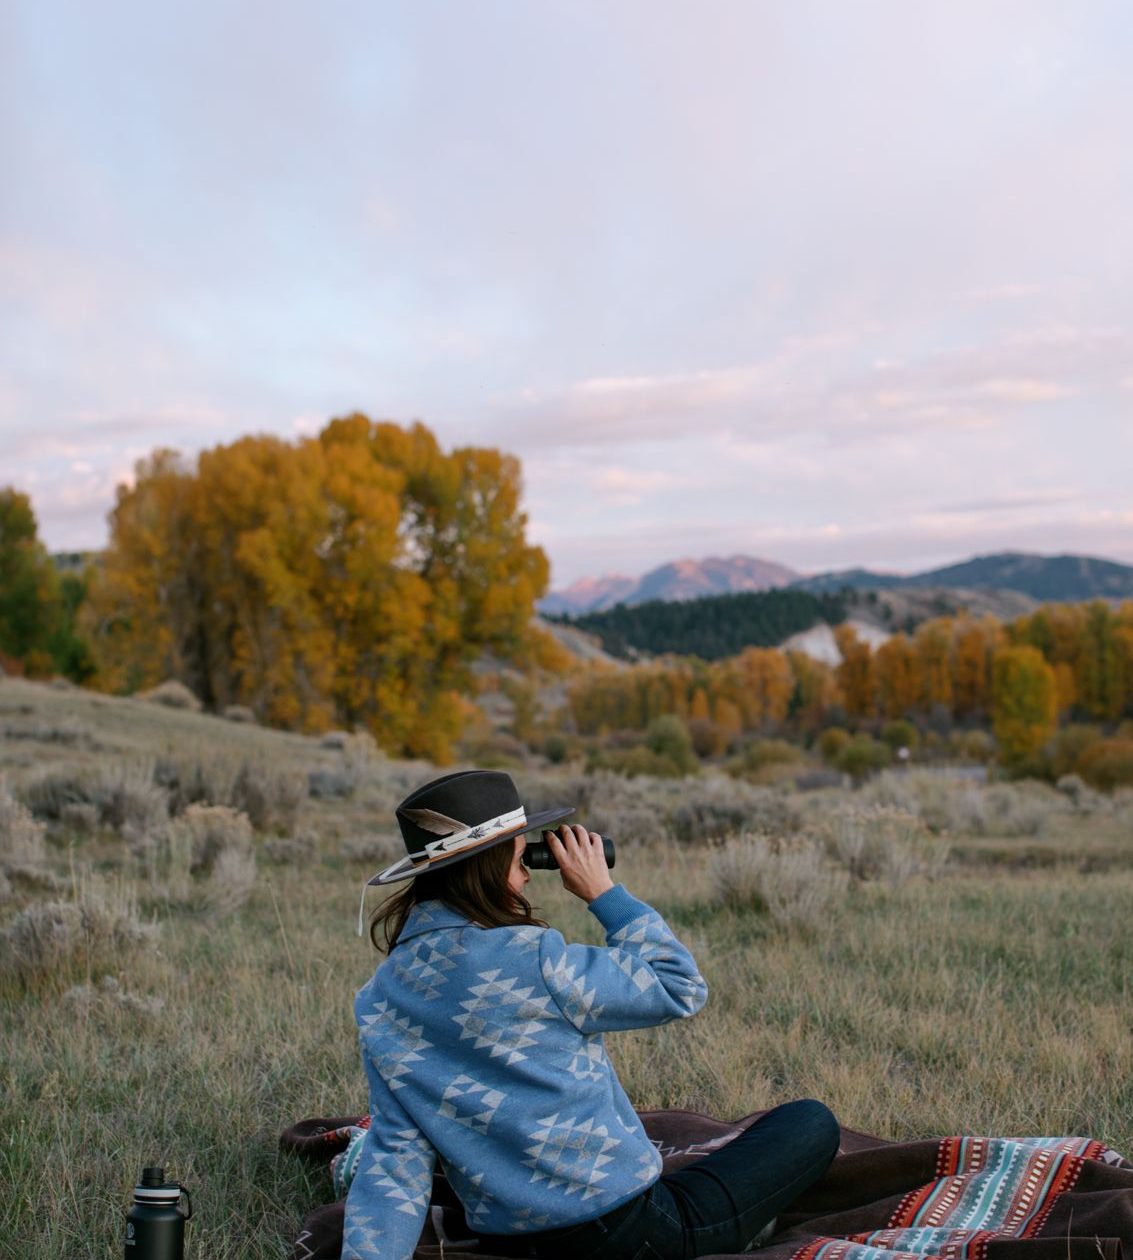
<box><xmin>3</xmin><ymin>1</ymin><xmax>1132</xmax><ymax>582</ymax></box>
<box><xmin>931</xmin><ymin>489</ymin><xmax>1081</xmax><ymax>516</ymax></box>
<box><xmin>588</xmin><ymin>466</ymin><xmax>684</xmax><ymax>506</ymax></box>
<box><xmin>492</xmin><ymin>329</ymin><xmax>1096</xmax><ymax>455</ymax></box>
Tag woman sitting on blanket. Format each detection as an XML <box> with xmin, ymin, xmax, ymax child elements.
<box><xmin>343</xmin><ymin>770</ymin><xmax>841</xmax><ymax>1260</ymax></box>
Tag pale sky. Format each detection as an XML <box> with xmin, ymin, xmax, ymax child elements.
<box><xmin>3</xmin><ymin>1</ymin><xmax>1132</xmax><ymax>588</ymax></box>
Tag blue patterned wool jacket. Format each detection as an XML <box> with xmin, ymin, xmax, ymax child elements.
<box><xmin>341</xmin><ymin>883</ymin><xmax>708</xmax><ymax>1259</ymax></box>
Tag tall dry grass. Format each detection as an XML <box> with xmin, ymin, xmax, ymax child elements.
<box><xmin>2</xmin><ymin>675</ymin><xmax>1132</xmax><ymax>1257</ymax></box>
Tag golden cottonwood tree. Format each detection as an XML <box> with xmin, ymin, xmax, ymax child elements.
<box><xmin>873</xmin><ymin>635</ymin><xmax>918</xmax><ymax>719</ymax></box>
<box><xmin>787</xmin><ymin>651</ymin><xmax>843</xmax><ymax>731</ymax></box>
<box><xmin>730</xmin><ymin>646</ymin><xmax>793</xmax><ymax>731</ymax></box>
<box><xmin>86</xmin><ymin>417</ymin><xmax>549</xmax><ymax>760</ymax></box>
<box><xmin>951</xmin><ymin>616</ymin><xmax>1001</xmax><ymax>719</ymax></box>
<box><xmin>1074</xmin><ymin>601</ymin><xmax>1125</xmax><ymax>722</ymax></box>
<box><xmin>991</xmin><ymin>645</ymin><xmax>1058</xmax><ymax>771</ymax></box>
<box><xmin>82</xmin><ymin>451</ymin><xmax>200</xmax><ymax>693</ymax></box>
<box><xmin>834</xmin><ymin>624</ymin><xmax>876</xmax><ymax>719</ymax></box>
<box><xmin>1116</xmin><ymin>602</ymin><xmax>1133</xmax><ymax>719</ymax></box>
<box><xmin>914</xmin><ymin>620</ymin><xmax>954</xmax><ymax>714</ymax></box>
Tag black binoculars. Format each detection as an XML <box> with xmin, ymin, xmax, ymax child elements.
<box><xmin>523</xmin><ymin>834</ymin><xmax>616</xmax><ymax>870</ymax></box>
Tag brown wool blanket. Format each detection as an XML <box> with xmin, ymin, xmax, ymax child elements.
<box><xmin>280</xmin><ymin>1110</ymin><xmax>1133</xmax><ymax>1260</ymax></box>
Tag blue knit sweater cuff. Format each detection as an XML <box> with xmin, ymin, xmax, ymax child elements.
<box><xmin>586</xmin><ymin>884</ymin><xmax>645</xmax><ymax>935</ymax></box>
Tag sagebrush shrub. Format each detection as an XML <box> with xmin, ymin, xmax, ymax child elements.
<box><xmin>0</xmin><ymin>876</ymin><xmax>157</xmax><ymax>988</ymax></box>
<box><xmin>0</xmin><ymin>784</ymin><xmax>47</xmax><ymax>870</ymax></box>
<box><xmin>141</xmin><ymin>804</ymin><xmax>257</xmax><ymax>917</ymax></box>
<box><xmin>307</xmin><ymin>766</ymin><xmax>358</xmax><ymax>799</ymax></box>
<box><xmin>809</xmin><ymin>805</ymin><xmax>948</xmax><ymax>885</ymax></box>
<box><xmin>709</xmin><ymin>833</ymin><xmax>844</xmax><ymax>932</ymax></box>
<box><xmin>19</xmin><ymin>761</ymin><xmax>170</xmax><ymax>837</ymax></box>
<box><xmin>1112</xmin><ymin>787</ymin><xmax>1133</xmax><ymax>827</ymax></box>
<box><xmin>231</xmin><ymin>761</ymin><xmax>305</xmax><ymax>832</ymax></box>
<box><xmin>859</xmin><ymin>770</ymin><xmax>1060</xmax><ymax>839</ymax></box>
<box><xmin>670</xmin><ymin>799</ymin><xmax>751</xmax><ymax>844</ymax></box>
<box><xmin>94</xmin><ymin>760</ymin><xmax>170</xmax><ymax>836</ymax></box>
<box><xmin>1054</xmin><ymin>774</ymin><xmax>1106</xmax><ymax>813</ymax></box>
<box><xmin>337</xmin><ymin>832</ymin><xmax>403</xmax><ymax>865</ymax></box>
<box><xmin>138</xmin><ymin>680</ymin><xmax>201</xmax><ymax>711</ymax></box>
<box><xmin>62</xmin><ymin>975</ymin><xmax>165</xmax><ymax>1018</ymax></box>
<box><xmin>159</xmin><ymin>754</ymin><xmax>304</xmax><ymax>832</ymax></box>
<box><xmin>260</xmin><ymin>837</ymin><xmax>309</xmax><ymax>865</ymax></box>
<box><xmin>60</xmin><ymin>802</ymin><xmax>100</xmax><ymax>834</ymax></box>
<box><xmin>980</xmin><ymin>783</ymin><xmax>1061</xmax><ymax>837</ymax></box>
<box><xmin>19</xmin><ymin>770</ymin><xmax>96</xmax><ymax>821</ymax></box>
<box><xmin>157</xmin><ymin>752</ymin><xmax>237</xmax><ymax>813</ymax></box>
<box><xmin>0</xmin><ymin>717</ymin><xmax>90</xmax><ymax>745</ymax></box>
<box><xmin>529</xmin><ymin>771</ymin><xmax>644</xmax><ymax>841</ymax></box>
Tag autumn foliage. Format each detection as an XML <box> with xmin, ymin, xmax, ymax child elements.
<box><xmin>990</xmin><ymin>645</ymin><xmax>1058</xmax><ymax>772</ymax></box>
<box><xmin>567</xmin><ymin>603</ymin><xmax>1133</xmax><ymax>773</ymax></box>
<box><xmin>82</xmin><ymin>417</ymin><xmax>549</xmax><ymax>760</ymax></box>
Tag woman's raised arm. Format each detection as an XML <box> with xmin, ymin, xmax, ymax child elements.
<box><xmin>538</xmin><ymin>884</ymin><xmax>708</xmax><ymax>1033</ymax></box>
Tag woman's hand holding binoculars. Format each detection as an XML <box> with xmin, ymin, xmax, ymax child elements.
<box><xmin>539</xmin><ymin>824</ymin><xmax>614</xmax><ymax>904</ymax></box>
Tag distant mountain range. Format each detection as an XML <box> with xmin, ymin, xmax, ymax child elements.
<box><xmin>540</xmin><ymin>555</ymin><xmax>800</xmax><ymax>614</ymax></box>
<box><xmin>540</xmin><ymin>551</ymin><xmax>1133</xmax><ymax>615</ymax></box>
<box><xmin>791</xmin><ymin>552</ymin><xmax>1133</xmax><ymax>602</ymax></box>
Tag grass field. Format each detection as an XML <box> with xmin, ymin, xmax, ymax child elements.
<box><xmin>2</xmin><ymin>676</ymin><xmax>1131</xmax><ymax>1258</ymax></box>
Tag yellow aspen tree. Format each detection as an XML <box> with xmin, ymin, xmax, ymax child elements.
<box><xmin>951</xmin><ymin>616</ymin><xmax>1001</xmax><ymax>719</ymax></box>
<box><xmin>787</xmin><ymin>651</ymin><xmax>843</xmax><ymax>732</ymax></box>
<box><xmin>991</xmin><ymin>645</ymin><xmax>1058</xmax><ymax>772</ymax></box>
<box><xmin>84</xmin><ymin>449</ymin><xmax>199</xmax><ymax>694</ymax></box>
<box><xmin>567</xmin><ymin>664</ymin><xmax>614</xmax><ymax>735</ymax></box>
<box><xmin>834</xmin><ymin>624</ymin><xmax>876</xmax><ymax>720</ymax></box>
<box><xmin>914</xmin><ymin>619</ymin><xmax>954</xmax><ymax>715</ymax></box>
<box><xmin>666</xmin><ymin>666</ymin><xmax>691</xmax><ymax>720</ymax></box>
<box><xmin>734</xmin><ymin>646</ymin><xmax>793</xmax><ymax>731</ymax></box>
<box><xmin>1052</xmin><ymin>663</ymin><xmax>1077</xmax><ymax>718</ymax></box>
<box><xmin>712</xmin><ymin>695</ymin><xmax>743</xmax><ymax>746</ymax></box>
<box><xmin>873</xmin><ymin>635</ymin><xmax>918</xmax><ymax>718</ymax></box>
<box><xmin>1116</xmin><ymin>602</ymin><xmax>1133</xmax><ymax>718</ymax></box>
<box><xmin>1074</xmin><ymin>601</ymin><xmax>1123</xmax><ymax>721</ymax></box>
<box><xmin>689</xmin><ymin>687</ymin><xmax>711</xmax><ymax>722</ymax></box>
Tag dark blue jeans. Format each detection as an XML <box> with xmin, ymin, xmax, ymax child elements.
<box><xmin>527</xmin><ymin>1099</ymin><xmax>840</xmax><ymax>1260</ymax></box>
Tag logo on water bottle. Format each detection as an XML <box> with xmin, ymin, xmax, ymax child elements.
<box><xmin>126</xmin><ymin>1220</ymin><xmax>135</xmax><ymax>1245</ymax></box>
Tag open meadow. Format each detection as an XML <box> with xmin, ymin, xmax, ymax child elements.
<box><xmin>2</xmin><ymin>675</ymin><xmax>1132</xmax><ymax>1259</ymax></box>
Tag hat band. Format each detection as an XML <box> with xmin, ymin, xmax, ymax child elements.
<box><xmin>356</xmin><ymin>805</ymin><xmax>528</xmax><ymax>936</ymax></box>
<box><xmin>421</xmin><ymin>806</ymin><xmax>527</xmax><ymax>857</ymax></box>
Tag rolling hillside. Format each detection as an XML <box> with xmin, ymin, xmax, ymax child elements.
<box><xmin>792</xmin><ymin>552</ymin><xmax>1133</xmax><ymax>601</ymax></box>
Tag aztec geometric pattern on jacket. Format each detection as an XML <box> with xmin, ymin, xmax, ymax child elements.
<box><xmin>341</xmin><ymin>884</ymin><xmax>708</xmax><ymax>1260</ymax></box>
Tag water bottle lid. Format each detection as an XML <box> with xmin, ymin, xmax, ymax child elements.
<box><xmin>134</xmin><ymin>1166</ymin><xmax>180</xmax><ymax>1204</ymax></box>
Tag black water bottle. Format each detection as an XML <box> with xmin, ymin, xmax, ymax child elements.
<box><xmin>124</xmin><ymin>1166</ymin><xmax>193</xmax><ymax>1259</ymax></box>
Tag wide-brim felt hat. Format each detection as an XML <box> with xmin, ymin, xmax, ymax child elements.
<box><xmin>368</xmin><ymin>769</ymin><xmax>575</xmax><ymax>889</ymax></box>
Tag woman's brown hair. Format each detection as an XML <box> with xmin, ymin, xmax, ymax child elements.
<box><xmin>369</xmin><ymin>838</ymin><xmax>547</xmax><ymax>952</ymax></box>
